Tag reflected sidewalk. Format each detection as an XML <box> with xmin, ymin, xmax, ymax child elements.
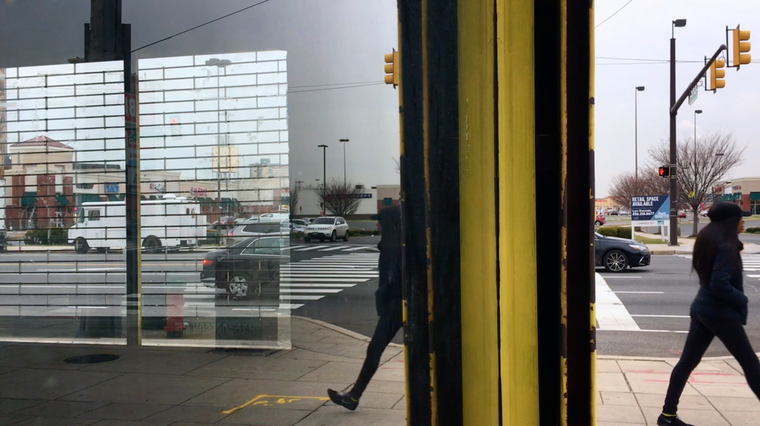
<box><xmin>0</xmin><ymin>316</ymin><xmax>405</xmax><ymax>425</ymax></box>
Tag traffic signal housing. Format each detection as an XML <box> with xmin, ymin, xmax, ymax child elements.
<box><xmin>658</xmin><ymin>166</ymin><xmax>671</xmax><ymax>178</ymax></box>
<box><xmin>384</xmin><ymin>50</ymin><xmax>399</xmax><ymax>88</ymax></box>
<box><xmin>732</xmin><ymin>26</ymin><xmax>751</xmax><ymax>68</ymax></box>
<box><xmin>709</xmin><ymin>58</ymin><xmax>726</xmax><ymax>91</ymax></box>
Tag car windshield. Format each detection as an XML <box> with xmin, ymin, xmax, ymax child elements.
<box><xmin>595</xmin><ymin>232</ymin><xmax>604</xmax><ymax>238</ymax></box>
<box><xmin>313</xmin><ymin>218</ymin><xmax>335</xmax><ymax>224</ymax></box>
<box><xmin>230</xmin><ymin>238</ymin><xmax>257</xmax><ymax>249</ymax></box>
<box><xmin>242</xmin><ymin>223</ymin><xmax>284</xmax><ymax>233</ymax></box>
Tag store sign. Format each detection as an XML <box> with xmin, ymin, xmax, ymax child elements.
<box><xmin>76</xmin><ymin>183</ymin><xmax>94</xmax><ymax>190</ymax></box>
<box><xmin>631</xmin><ymin>195</ymin><xmax>670</xmax><ymax>227</ymax></box>
<box><xmin>105</xmin><ymin>183</ymin><xmax>119</xmax><ymax>193</ymax></box>
<box><xmin>150</xmin><ymin>183</ymin><xmax>165</xmax><ymax>192</ymax></box>
<box><xmin>351</xmin><ymin>193</ymin><xmax>372</xmax><ymax>199</ymax></box>
<box><xmin>191</xmin><ymin>187</ymin><xmax>207</xmax><ymax>197</ymax></box>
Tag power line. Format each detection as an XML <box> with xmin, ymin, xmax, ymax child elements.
<box><xmin>131</xmin><ymin>0</ymin><xmax>271</xmax><ymax>53</ymax></box>
<box><xmin>289</xmin><ymin>82</ymin><xmax>385</xmax><ymax>94</ymax></box>
<box><xmin>289</xmin><ymin>80</ymin><xmax>380</xmax><ymax>90</ymax></box>
<box><xmin>595</xmin><ymin>0</ymin><xmax>634</xmax><ymax>29</ymax></box>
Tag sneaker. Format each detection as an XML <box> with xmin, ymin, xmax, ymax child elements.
<box><xmin>327</xmin><ymin>389</ymin><xmax>359</xmax><ymax>411</ymax></box>
<box><xmin>657</xmin><ymin>413</ymin><xmax>693</xmax><ymax>426</ymax></box>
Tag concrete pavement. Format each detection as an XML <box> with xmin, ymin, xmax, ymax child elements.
<box><xmin>597</xmin><ymin>356</ymin><xmax>760</xmax><ymax>426</ymax></box>
<box><xmin>639</xmin><ymin>232</ymin><xmax>760</xmax><ymax>255</ymax></box>
<box><xmin>0</xmin><ymin>316</ymin><xmax>405</xmax><ymax>426</ymax></box>
<box><xmin>1</xmin><ymin>315</ymin><xmax>760</xmax><ymax>425</ymax></box>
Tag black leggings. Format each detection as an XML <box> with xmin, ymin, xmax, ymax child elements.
<box><xmin>664</xmin><ymin>312</ymin><xmax>760</xmax><ymax>414</ymax></box>
<box><xmin>350</xmin><ymin>308</ymin><xmax>403</xmax><ymax>398</ymax></box>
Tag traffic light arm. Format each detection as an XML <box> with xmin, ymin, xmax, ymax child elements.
<box><xmin>671</xmin><ymin>44</ymin><xmax>727</xmax><ymax>115</ymax></box>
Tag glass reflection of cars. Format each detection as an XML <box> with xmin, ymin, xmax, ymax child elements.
<box><xmin>201</xmin><ymin>237</ymin><xmax>288</xmax><ymax>301</ymax></box>
<box><xmin>594</xmin><ymin>232</ymin><xmax>650</xmax><ymax>273</ymax></box>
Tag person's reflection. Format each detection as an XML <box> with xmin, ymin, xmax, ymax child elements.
<box><xmin>327</xmin><ymin>206</ymin><xmax>402</xmax><ymax>410</ymax></box>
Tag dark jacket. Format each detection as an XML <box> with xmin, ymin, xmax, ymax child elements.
<box><xmin>691</xmin><ymin>242</ymin><xmax>749</xmax><ymax>325</ymax></box>
<box><xmin>374</xmin><ymin>207</ymin><xmax>402</xmax><ymax>317</ymax></box>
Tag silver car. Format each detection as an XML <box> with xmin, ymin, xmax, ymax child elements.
<box><xmin>226</xmin><ymin>219</ymin><xmax>289</xmax><ymax>245</ymax></box>
<box><xmin>304</xmin><ymin>216</ymin><xmax>350</xmax><ymax>242</ymax></box>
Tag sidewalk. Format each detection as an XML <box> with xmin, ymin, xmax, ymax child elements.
<box><xmin>0</xmin><ymin>317</ymin><xmax>405</xmax><ymax>426</ymax></box>
<box><xmin>597</xmin><ymin>356</ymin><xmax>760</xmax><ymax>426</ymax></box>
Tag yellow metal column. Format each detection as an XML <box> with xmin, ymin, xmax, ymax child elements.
<box><xmin>587</xmin><ymin>3</ymin><xmax>597</xmax><ymax>425</ymax></box>
<box><xmin>496</xmin><ymin>0</ymin><xmax>539</xmax><ymax>424</ymax></box>
<box><xmin>458</xmin><ymin>0</ymin><xmax>499</xmax><ymax>424</ymax></box>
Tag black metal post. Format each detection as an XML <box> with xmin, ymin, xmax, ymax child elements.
<box><xmin>318</xmin><ymin>144</ymin><xmax>327</xmax><ymax>214</ymax></box>
<box><xmin>669</xmin><ymin>36</ymin><xmax>678</xmax><ymax>246</ymax></box>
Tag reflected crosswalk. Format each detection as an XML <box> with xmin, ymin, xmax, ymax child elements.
<box><xmin>0</xmin><ymin>252</ymin><xmax>379</xmax><ymax>317</ymax></box>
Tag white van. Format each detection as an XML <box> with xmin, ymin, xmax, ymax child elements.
<box><xmin>68</xmin><ymin>194</ymin><xmax>207</xmax><ymax>253</ymax></box>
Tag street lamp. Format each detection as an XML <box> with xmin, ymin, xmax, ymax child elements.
<box><xmin>318</xmin><ymin>144</ymin><xmax>328</xmax><ymax>215</ymax></box>
<box><xmin>634</xmin><ymin>86</ymin><xmax>645</xmax><ymax>178</ymax></box>
<box><xmin>339</xmin><ymin>138</ymin><xmax>349</xmax><ymax>186</ymax></box>
<box><xmin>668</xmin><ymin>18</ymin><xmax>687</xmax><ymax>246</ymax></box>
<box><xmin>205</xmin><ymin>58</ymin><xmax>232</xmax><ymax>214</ymax></box>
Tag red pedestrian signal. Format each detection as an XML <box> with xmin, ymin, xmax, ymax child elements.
<box><xmin>658</xmin><ymin>166</ymin><xmax>670</xmax><ymax>177</ymax></box>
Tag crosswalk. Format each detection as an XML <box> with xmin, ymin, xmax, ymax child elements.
<box><xmin>286</xmin><ymin>244</ymin><xmax>377</xmax><ymax>253</ymax></box>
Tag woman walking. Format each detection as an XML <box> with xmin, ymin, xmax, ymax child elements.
<box><xmin>327</xmin><ymin>206</ymin><xmax>403</xmax><ymax>411</ymax></box>
<box><xmin>658</xmin><ymin>202</ymin><xmax>760</xmax><ymax>426</ymax></box>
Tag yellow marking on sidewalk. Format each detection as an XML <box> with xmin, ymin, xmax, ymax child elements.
<box><xmin>222</xmin><ymin>394</ymin><xmax>329</xmax><ymax>415</ymax></box>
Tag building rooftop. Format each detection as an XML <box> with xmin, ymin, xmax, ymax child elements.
<box><xmin>10</xmin><ymin>136</ymin><xmax>74</xmax><ymax>150</ymax></box>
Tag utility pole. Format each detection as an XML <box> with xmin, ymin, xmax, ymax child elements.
<box><xmin>669</xmin><ymin>19</ymin><xmax>687</xmax><ymax>246</ymax></box>
<box><xmin>318</xmin><ymin>145</ymin><xmax>328</xmax><ymax>215</ymax></box>
<box><xmin>339</xmin><ymin>138</ymin><xmax>349</xmax><ymax>186</ymax></box>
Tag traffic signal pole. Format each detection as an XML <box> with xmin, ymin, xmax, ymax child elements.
<box><xmin>668</xmin><ymin>44</ymin><xmax>727</xmax><ymax>245</ymax></box>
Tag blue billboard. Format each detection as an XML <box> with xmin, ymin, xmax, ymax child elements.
<box><xmin>631</xmin><ymin>195</ymin><xmax>670</xmax><ymax>226</ymax></box>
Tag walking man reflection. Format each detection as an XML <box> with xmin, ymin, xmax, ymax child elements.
<box><xmin>327</xmin><ymin>206</ymin><xmax>403</xmax><ymax>410</ymax></box>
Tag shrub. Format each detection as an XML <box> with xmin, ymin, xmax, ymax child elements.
<box><xmin>24</xmin><ymin>228</ymin><xmax>67</xmax><ymax>245</ymax></box>
<box><xmin>747</xmin><ymin>227</ymin><xmax>760</xmax><ymax>234</ymax></box>
<box><xmin>597</xmin><ymin>226</ymin><xmax>632</xmax><ymax>239</ymax></box>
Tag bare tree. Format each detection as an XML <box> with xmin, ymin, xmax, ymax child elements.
<box><xmin>319</xmin><ymin>179</ymin><xmax>365</xmax><ymax>217</ymax></box>
<box><xmin>289</xmin><ymin>182</ymin><xmax>300</xmax><ymax>219</ymax></box>
<box><xmin>648</xmin><ymin>132</ymin><xmax>744</xmax><ymax>236</ymax></box>
<box><xmin>608</xmin><ymin>168</ymin><xmax>670</xmax><ymax>210</ymax></box>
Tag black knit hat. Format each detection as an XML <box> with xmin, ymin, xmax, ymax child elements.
<box><xmin>707</xmin><ymin>202</ymin><xmax>751</xmax><ymax>222</ymax></box>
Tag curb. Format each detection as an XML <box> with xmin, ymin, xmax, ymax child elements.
<box><xmin>292</xmin><ymin>316</ymin><xmax>403</xmax><ymax>348</ymax></box>
<box><xmin>598</xmin><ymin>352</ymin><xmax>760</xmax><ymax>362</ymax></box>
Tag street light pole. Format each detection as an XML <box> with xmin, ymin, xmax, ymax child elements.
<box><xmin>694</xmin><ymin>109</ymin><xmax>702</xmax><ymax>168</ymax></box>
<box><xmin>205</xmin><ymin>58</ymin><xmax>232</xmax><ymax>217</ymax></box>
<box><xmin>318</xmin><ymin>144</ymin><xmax>328</xmax><ymax>215</ymax></box>
<box><xmin>635</xmin><ymin>86</ymin><xmax>645</xmax><ymax>178</ymax></box>
<box><xmin>339</xmin><ymin>138</ymin><xmax>349</xmax><ymax>186</ymax></box>
<box><xmin>669</xmin><ymin>19</ymin><xmax>687</xmax><ymax>246</ymax></box>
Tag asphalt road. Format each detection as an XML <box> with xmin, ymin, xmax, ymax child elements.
<box><xmin>0</xmin><ymin>235</ymin><xmax>386</xmax><ymax>344</ymax></box>
<box><xmin>597</xmin><ymin>253</ymin><xmax>760</xmax><ymax>357</ymax></box>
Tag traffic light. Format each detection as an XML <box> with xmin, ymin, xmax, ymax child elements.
<box><xmin>732</xmin><ymin>26</ymin><xmax>751</xmax><ymax>68</ymax></box>
<box><xmin>384</xmin><ymin>50</ymin><xmax>399</xmax><ymax>88</ymax></box>
<box><xmin>658</xmin><ymin>166</ymin><xmax>671</xmax><ymax>177</ymax></box>
<box><xmin>709</xmin><ymin>58</ymin><xmax>726</xmax><ymax>91</ymax></box>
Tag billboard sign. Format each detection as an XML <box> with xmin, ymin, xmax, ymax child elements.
<box><xmin>631</xmin><ymin>195</ymin><xmax>670</xmax><ymax>227</ymax></box>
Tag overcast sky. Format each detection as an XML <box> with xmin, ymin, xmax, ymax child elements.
<box><xmin>0</xmin><ymin>0</ymin><xmax>399</xmax><ymax>189</ymax></box>
<box><xmin>595</xmin><ymin>0</ymin><xmax>760</xmax><ymax>196</ymax></box>
<box><xmin>3</xmin><ymin>1</ymin><xmax>757</xmax><ymax>198</ymax></box>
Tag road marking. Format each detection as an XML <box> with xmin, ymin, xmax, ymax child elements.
<box><xmin>282</xmin><ymin>278</ymin><xmax>372</xmax><ymax>283</ymax></box>
<box><xmin>601</xmin><ymin>276</ymin><xmax>642</xmax><ymax>279</ymax></box>
<box><xmin>282</xmin><ymin>283</ymin><xmax>355</xmax><ymax>288</ymax></box>
<box><xmin>631</xmin><ymin>314</ymin><xmax>689</xmax><ymax>318</ymax></box>
<box><xmin>320</xmin><ymin>245</ymin><xmax>352</xmax><ymax>251</ymax></box>
<box><xmin>222</xmin><ymin>394</ymin><xmax>329</xmax><ymax>415</ymax></box>
<box><xmin>615</xmin><ymin>291</ymin><xmax>664</xmax><ymax>294</ymax></box>
<box><xmin>280</xmin><ymin>289</ymin><xmax>342</xmax><ymax>294</ymax></box>
<box><xmin>595</xmin><ymin>273</ymin><xmax>640</xmax><ymax>331</ymax></box>
<box><xmin>293</xmin><ymin>245</ymin><xmax>329</xmax><ymax>251</ymax></box>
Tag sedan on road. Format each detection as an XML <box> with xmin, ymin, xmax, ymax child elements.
<box><xmin>201</xmin><ymin>237</ymin><xmax>287</xmax><ymax>301</ymax></box>
<box><xmin>595</xmin><ymin>232</ymin><xmax>651</xmax><ymax>272</ymax></box>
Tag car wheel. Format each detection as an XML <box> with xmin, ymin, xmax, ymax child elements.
<box><xmin>343</xmin><ymin>230</ymin><xmax>349</xmax><ymax>242</ymax></box>
<box><xmin>595</xmin><ymin>221</ymin><xmax>602</xmax><ymax>226</ymax></box>
<box><xmin>227</xmin><ymin>274</ymin><xmax>250</xmax><ymax>298</ymax></box>
<box><xmin>144</xmin><ymin>237</ymin><xmax>161</xmax><ymax>253</ymax></box>
<box><xmin>74</xmin><ymin>238</ymin><xmax>89</xmax><ymax>254</ymax></box>
<box><xmin>603</xmin><ymin>250</ymin><xmax>629</xmax><ymax>272</ymax></box>
<box><xmin>330</xmin><ymin>231</ymin><xmax>337</xmax><ymax>242</ymax></box>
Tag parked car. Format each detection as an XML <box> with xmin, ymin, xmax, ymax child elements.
<box><xmin>290</xmin><ymin>219</ymin><xmax>309</xmax><ymax>232</ymax></box>
<box><xmin>227</xmin><ymin>219</ymin><xmax>289</xmax><ymax>245</ymax></box>
<box><xmin>595</xmin><ymin>215</ymin><xmax>606</xmax><ymax>226</ymax></box>
<box><xmin>677</xmin><ymin>210</ymin><xmax>687</xmax><ymax>218</ymax></box>
<box><xmin>304</xmin><ymin>216</ymin><xmax>350</xmax><ymax>242</ymax></box>
<box><xmin>201</xmin><ymin>236</ymin><xmax>288</xmax><ymax>300</ymax></box>
<box><xmin>595</xmin><ymin>232</ymin><xmax>650</xmax><ymax>272</ymax></box>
